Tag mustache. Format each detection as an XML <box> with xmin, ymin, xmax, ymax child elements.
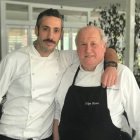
<box><xmin>43</xmin><ymin>39</ymin><xmax>56</xmax><ymax>44</ymax></box>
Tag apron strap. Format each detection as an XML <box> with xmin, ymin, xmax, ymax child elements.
<box><xmin>72</xmin><ymin>66</ymin><xmax>80</xmax><ymax>85</ymax></box>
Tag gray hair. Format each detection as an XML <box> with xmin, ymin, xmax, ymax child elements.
<box><xmin>75</xmin><ymin>26</ymin><xmax>108</xmax><ymax>46</ymax></box>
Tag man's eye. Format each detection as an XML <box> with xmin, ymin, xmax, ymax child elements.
<box><xmin>91</xmin><ymin>43</ymin><xmax>96</xmax><ymax>47</ymax></box>
<box><xmin>54</xmin><ymin>29</ymin><xmax>60</xmax><ymax>33</ymax></box>
<box><xmin>81</xmin><ymin>43</ymin><xmax>86</xmax><ymax>46</ymax></box>
<box><xmin>43</xmin><ymin>27</ymin><xmax>49</xmax><ymax>31</ymax></box>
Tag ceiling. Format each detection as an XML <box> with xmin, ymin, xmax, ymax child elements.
<box><xmin>7</xmin><ymin>0</ymin><xmax>129</xmax><ymax>11</ymax></box>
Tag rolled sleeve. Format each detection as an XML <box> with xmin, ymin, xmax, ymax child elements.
<box><xmin>54</xmin><ymin>98</ymin><xmax>61</xmax><ymax>122</ymax></box>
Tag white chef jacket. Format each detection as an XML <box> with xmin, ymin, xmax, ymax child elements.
<box><xmin>0</xmin><ymin>46</ymin><xmax>78</xmax><ymax>139</ymax></box>
<box><xmin>55</xmin><ymin>61</ymin><xmax>140</xmax><ymax>140</ymax></box>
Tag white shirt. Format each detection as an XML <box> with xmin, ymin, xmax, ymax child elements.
<box><xmin>0</xmin><ymin>46</ymin><xmax>78</xmax><ymax>139</ymax></box>
<box><xmin>55</xmin><ymin>62</ymin><xmax>140</xmax><ymax>140</ymax></box>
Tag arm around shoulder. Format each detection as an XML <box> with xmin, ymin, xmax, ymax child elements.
<box><xmin>102</xmin><ymin>48</ymin><xmax>118</xmax><ymax>87</ymax></box>
<box><xmin>104</xmin><ymin>47</ymin><xmax>118</xmax><ymax>63</ymax></box>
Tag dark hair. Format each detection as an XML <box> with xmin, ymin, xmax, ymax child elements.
<box><xmin>36</xmin><ymin>8</ymin><xmax>63</xmax><ymax>28</ymax></box>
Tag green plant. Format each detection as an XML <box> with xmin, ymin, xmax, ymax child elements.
<box><xmin>99</xmin><ymin>4</ymin><xmax>125</xmax><ymax>62</ymax></box>
<box><xmin>134</xmin><ymin>3</ymin><xmax>140</xmax><ymax>77</ymax></box>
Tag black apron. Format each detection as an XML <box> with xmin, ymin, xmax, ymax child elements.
<box><xmin>59</xmin><ymin>66</ymin><xmax>132</xmax><ymax>140</ymax></box>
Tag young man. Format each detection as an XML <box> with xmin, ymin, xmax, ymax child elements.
<box><xmin>54</xmin><ymin>26</ymin><xmax>140</xmax><ymax>140</ymax></box>
<box><xmin>0</xmin><ymin>9</ymin><xmax>118</xmax><ymax>140</ymax></box>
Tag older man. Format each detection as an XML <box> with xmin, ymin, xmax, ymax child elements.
<box><xmin>53</xmin><ymin>26</ymin><xmax>140</xmax><ymax>140</ymax></box>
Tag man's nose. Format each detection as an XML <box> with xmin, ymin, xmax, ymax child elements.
<box><xmin>48</xmin><ymin>30</ymin><xmax>53</xmax><ymax>39</ymax></box>
<box><xmin>85</xmin><ymin>45</ymin><xmax>92</xmax><ymax>52</ymax></box>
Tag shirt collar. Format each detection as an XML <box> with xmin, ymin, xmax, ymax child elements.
<box><xmin>80</xmin><ymin>60</ymin><xmax>104</xmax><ymax>73</ymax></box>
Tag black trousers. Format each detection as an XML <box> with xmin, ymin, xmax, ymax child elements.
<box><xmin>0</xmin><ymin>134</ymin><xmax>53</xmax><ymax>140</ymax></box>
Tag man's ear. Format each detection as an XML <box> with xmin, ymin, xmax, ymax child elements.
<box><xmin>60</xmin><ymin>30</ymin><xmax>64</xmax><ymax>40</ymax></box>
<box><xmin>103</xmin><ymin>42</ymin><xmax>107</xmax><ymax>53</ymax></box>
<box><xmin>105</xmin><ymin>42</ymin><xmax>107</xmax><ymax>49</ymax></box>
<box><xmin>35</xmin><ymin>26</ymin><xmax>39</xmax><ymax>36</ymax></box>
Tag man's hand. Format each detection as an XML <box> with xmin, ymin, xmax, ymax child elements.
<box><xmin>101</xmin><ymin>67</ymin><xmax>117</xmax><ymax>88</ymax></box>
<box><xmin>53</xmin><ymin>119</ymin><xmax>60</xmax><ymax>140</ymax></box>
